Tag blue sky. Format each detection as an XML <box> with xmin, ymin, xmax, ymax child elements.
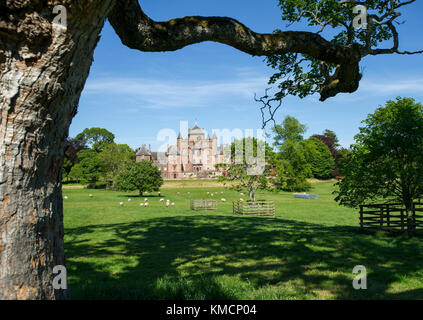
<box><xmin>70</xmin><ymin>0</ymin><xmax>423</xmax><ymax>150</ymax></box>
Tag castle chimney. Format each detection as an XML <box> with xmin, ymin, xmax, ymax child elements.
<box><xmin>149</xmin><ymin>144</ymin><xmax>151</xmax><ymax>154</ymax></box>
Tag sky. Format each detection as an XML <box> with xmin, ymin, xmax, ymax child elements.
<box><xmin>70</xmin><ymin>0</ymin><xmax>423</xmax><ymax>151</ymax></box>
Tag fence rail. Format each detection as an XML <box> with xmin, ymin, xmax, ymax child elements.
<box><xmin>233</xmin><ymin>200</ymin><xmax>275</xmax><ymax>217</ymax></box>
<box><xmin>359</xmin><ymin>202</ymin><xmax>423</xmax><ymax>233</ymax></box>
<box><xmin>190</xmin><ymin>199</ymin><xmax>218</xmax><ymax>211</ymax></box>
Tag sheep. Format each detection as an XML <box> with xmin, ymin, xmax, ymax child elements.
<box><xmin>64</xmin><ymin>196</ymin><xmax>68</xmax><ymax>200</ymax></box>
<box><xmin>89</xmin><ymin>194</ymin><xmax>93</xmax><ymax>198</ymax></box>
<box><xmin>140</xmin><ymin>203</ymin><xmax>144</xmax><ymax>207</ymax></box>
<box><xmin>221</xmin><ymin>198</ymin><xmax>226</xmax><ymax>202</ymax></box>
<box><xmin>160</xmin><ymin>198</ymin><xmax>164</xmax><ymax>202</ymax></box>
<box><xmin>144</xmin><ymin>198</ymin><xmax>148</xmax><ymax>202</ymax></box>
<box><xmin>144</xmin><ymin>202</ymin><xmax>149</xmax><ymax>207</ymax></box>
<box><xmin>166</xmin><ymin>201</ymin><xmax>170</xmax><ymax>208</ymax></box>
<box><xmin>239</xmin><ymin>198</ymin><xmax>244</xmax><ymax>202</ymax></box>
<box><xmin>240</xmin><ymin>193</ymin><xmax>244</xmax><ymax>196</ymax></box>
<box><xmin>119</xmin><ymin>202</ymin><xmax>124</xmax><ymax>206</ymax></box>
<box><xmin>171</xmin><ymin>202</ymin><xmax>175</xmax><ymax>207</ymax></box>
<box><xmin>207</xmin><ymin>192</ymin><xmax>210</xmax><ymax>194</ymax></box>
<box><xmin>128</xmin><ymin>198</ymin><xmax>131</xmax><ymax>202</ymax></box>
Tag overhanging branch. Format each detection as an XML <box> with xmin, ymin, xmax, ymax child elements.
<box><xmin>108</xmin><ymin>0</ymin><xmax>362</xmax><ymax>101</ymax></box>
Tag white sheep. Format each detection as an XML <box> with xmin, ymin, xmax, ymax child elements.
<box><xmin>89</xmin><ymin>194</ymin><xmax>93</xmax><ymax>198</ymax></box>
<box><xmin>160</xmin><ymin>198</ymin><xmax>164</xmax><ymax>202</ymax></box>
<box><xmin>119</xmin><ymin>202</ymin><xmax>124</xmax><ymax>206</ymax></box>
<box><xmin>144</xmin><ymin>202</ymin><xmax>149</xmax><ymax>207</ymax></box>
<box><xmin>128</xmin><ymin>198</ymin><xmax>131</xmax><ymax>202</ymax></box>
<box><xmin>144</xmin><ymin>198</ymin><xmax>148</xmax><ymax>202</ymax></box>
<box><xmin>166</xmin><ymin>202</ymin><xmax>170</xmax><ymax>208</ymax></box>
<box><xmin>240</xmin><ymin>198</ymin><xmax>244</xmax><ymax>202</ymax></box>
<box><xmin>221</xmin><ymin>198</ymin><xmax>226</xmax><ymax>202</ymax></box>
<box><xmin>240</xmin><ymin>193</ymin><xmax>244</xmax><ymax>196</ymax></box>
<box><xmin>140</xmin><ymin>203</ymin><xmax>144</xmax><ymax>207</ymax></box>
<box><xmin>64</xmin><ymin>196</ymin><xmax>68</xmax><ymax>200</ymax></box>
<box><xmin>171</xmin><ymin>202</ymin><xmax>175</xmax><ymax>207</ymax></box>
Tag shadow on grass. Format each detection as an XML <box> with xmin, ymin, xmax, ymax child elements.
<box><xmin>65</xmin><ymin>215</ymin><xmax>423</xmax><ymax>300</ymax></box>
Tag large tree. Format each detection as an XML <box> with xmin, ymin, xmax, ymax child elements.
<box><xmin>334</xmin><ymin>97</ymin><xmax>423</xmax><ymax>234</ymax></box>
<box><xmin>272</xmin><ymin>116</ymin><xmax>312</xmax><ymax>191</ymax></box>
<box><xmin>114</xmin><ymin>161</ymin><xmax>163</xmax><ymax>196</ymax></box>
<box><xmin>0</xmin><ymin>0</ymin><xmax>421</xmax><ymax>299</ymax></box>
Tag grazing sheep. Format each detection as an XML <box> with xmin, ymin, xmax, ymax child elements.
<box><xmin>207</xmin><ymin>192</ymin><xmax>210</xmax><ymax>194</ymax></box>
<box><xmin>166</xmin><ymin>202</ymin><xmax>170</xmax><ymax>208</ymax></box>
<box><xmin>119</xmin><ymin>202</ymin><xmax>124</xmax><ymax>206</ymax></box>
<box><xmin>240</xmin><ymin>193</ymin><xmax>244</xmax><ymax>196</ymax></box>
<box><xmin>144</xmin><ymin>202</ymin><xmax>149</xmax><ymax>207</ymax></box>
<box><xmin>221</xmin><ymin>198</ymin><xmax>226</xmax><ymax>202</ymax></box>
<box><xmin>171</xmin><ymin>202</ymin><xmax>175</xmax><ymax>207</ymax></box>
<box><xmin>187</xmin><ymin>192</ymin><xmax>190</xmax><ymax>194</ymax></box>
<box><xmin>140</xmin><ymin>203</ymin><xmax>144</xmax><ymax>207</ymax></box>
<box><xmin>64</xmin><ymin>196</ymin><xmax>68</xmax><ymax>200</ymax></box>
<box><xmin>89</xmin><ymin>194</ymin><xmax>93</xmax><ymax>198</ymax></box>
<box><xmin>240</xmin><ymin>198</ymin><xmax>244</xmax><ymax>202</ymax></box>
<box><xmin>177</xmin><ymin>192</ymin><xmax>180</xmax><ymax>194</ymax></box>
<box><xmin>144</xmin><ymin>198</ymin><xmax>148</xmax><ymax>202</ymax></box>
<box><xmin>128</xmin><ymin>198</ymin><xmax>131</xmax><ymax>202</ymax></box>
<box><xmin>160</xmin><ymin>198</ymin><xmax>164</xmax><ymax>202</ymax></box>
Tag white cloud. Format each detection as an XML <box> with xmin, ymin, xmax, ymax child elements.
<box><xmin>84</xmin><ymin>73</ymin><xmax>269</xmax><ymax>110</ymax></box>
<box><xmin>360</xmin><ymin>78</ymin><xmax>423</xmax><ymax>95</ymax></box>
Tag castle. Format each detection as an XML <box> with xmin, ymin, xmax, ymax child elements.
<box><xmin>135</xmin><ymin>123</ymin><xmax>226</xmax><ymax>179</ymax></box>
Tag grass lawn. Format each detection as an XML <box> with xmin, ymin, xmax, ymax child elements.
<box><xmin>63</xmin><ymin>181</ymin><xmax>423</xmax><ymax>299</ymax></box>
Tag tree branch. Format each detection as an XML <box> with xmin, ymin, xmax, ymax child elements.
<box><xmin>108</xmin><ymin>0</ymin><xmax>362</xmax><ymax>101</ymax></box>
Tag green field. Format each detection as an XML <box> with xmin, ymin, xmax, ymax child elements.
<box><xmin>63</xmin><ymin>181</ymin><xmax>423</xmax><ymax>299</ymax></box>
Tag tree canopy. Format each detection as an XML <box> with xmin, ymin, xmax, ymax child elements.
<box><xmin>114</xmin><ymin>160</ymin><xmax>163</xmax><ymax>196</ymax></box>
<box><xmin>335</xmin><ymin>97</ymin><xmax>423</xmax><ymax>214</ymax></box>
<box><xmin>304</xmin><ymin>137</ymin><xmax>335</xmax><ymax>180</ymax></box>
<box><xmin>74</xmin><ymin>127</ymin><xmax>115</xmax><ymax>152</ymax></box>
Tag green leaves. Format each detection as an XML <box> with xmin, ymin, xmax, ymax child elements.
<box><xmin>74</xmin><ymin>127</ymin><xmax>115</xmax><ymax>152</ymax></box>
<box><xmin>114</xmin><ymin>160</ymin><xmax>163</xmax><ymax>196</ymax></box>
<box><xmin>303</xmin><ymin>137</ymin><xmax>335</xmax><ymax>179</ymax></box>
<box><xmin>266</xmin><ymin>0</ymin><xmax>415</xmax><ymax>104</ymax></box>
<box><xmin>335</xmin><ymin>97</ymin><xmax>423</xmax><ymax>209</ymax></box>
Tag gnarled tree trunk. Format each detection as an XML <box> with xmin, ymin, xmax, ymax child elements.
<box><xmin>0</xmin><ymin>0</ymin><xmax>114</xmax><ymax>299</ymax></box>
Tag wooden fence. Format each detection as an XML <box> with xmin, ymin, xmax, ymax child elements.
<box><xmin>190</xmin><ymin>199</ymin><xmax>218</xmax><ymax>211</ymax></box>
<box><xmin>359</xmin><ymin>202</ymin><xmax>423</xmax><ymax>233</ymax></box>
<box><xmin>233</xmin><ymin>200</ymin><xmax>275</xmax><ymax>217</ymax></box>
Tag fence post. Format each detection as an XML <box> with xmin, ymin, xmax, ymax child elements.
<box><xmin>386</xmin><ymin>204</ymin><xmax>390</xmax><ymax>229</ymax></box>
<box><xmin>400</xmin><ymin>209</ymin><xmax>405</xmax><ymax>232</ymax></box>
<box><xmin>359</xmin><ymin>205</ymin><xmax>363</xmax><ymax>229</ymax></box>
<box><xmin>380</xmin><ymin>206</ymin><xmax>384</xmax><ymax>230</ymax></box>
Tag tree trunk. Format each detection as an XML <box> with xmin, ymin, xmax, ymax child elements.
<box><xmin>406</xmin><ymin>205</ymin><xmax>416</xmax><ymax>235</ymax></box>
<box><xmin>0</xmin><ymin>0</ymin><xmax>114</xmax><ymax>299</ymax></box>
